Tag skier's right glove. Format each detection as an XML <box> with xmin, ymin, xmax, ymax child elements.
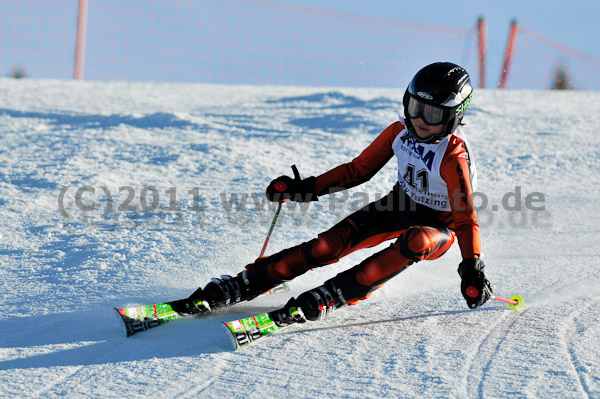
<box><xmin>458</xmin><ymin>258</ymin><xmax>493</xmax><ymax>309</ymax></box>
<box><xmin>266</xmin><ymin>165</ymin><xmax>318</xmax><ymax>203</ymax></box>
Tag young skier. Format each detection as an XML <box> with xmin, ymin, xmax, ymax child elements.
<box><xmin>178</xmin><ymin>62</ymin><xmax>493</xmax><ymax>323</ymax></box>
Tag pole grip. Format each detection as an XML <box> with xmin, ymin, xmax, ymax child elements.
<box><xmin>291</xmin><ymin>164</ymin><xmax>301</xmax><ymax>181</ymax></box>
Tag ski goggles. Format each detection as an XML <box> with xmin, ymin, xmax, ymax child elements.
<box><xmin>405</xmin><ymin>94</ymin><xmax>446</xmax><ymax>125</ymax></box>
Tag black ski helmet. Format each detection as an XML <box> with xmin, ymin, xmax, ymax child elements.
<box><xmin>403</xmin><ymin>62</ymin><xmax>473</xmax><ymax>143</ymax></box>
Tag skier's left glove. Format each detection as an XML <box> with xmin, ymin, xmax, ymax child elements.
<box><xmin>458</xmin><ymin>258</ymin><xmax>493</xmax><ymax>309</ymax></box>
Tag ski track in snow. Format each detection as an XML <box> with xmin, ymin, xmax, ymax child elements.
<box><xmin>1</xmin><ymin>79</ymin><xmax>599</xmax><ymax>398</ymax></box>
<box><xmin>561</xmin><ymin>299</ymin><xmax>598</xmax><ymax>398</ymax></box>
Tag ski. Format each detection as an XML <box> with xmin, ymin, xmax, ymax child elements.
<box><xmin>222</xmin><ymin>304</ymin><xmax>305</xmax><ymax>350</ymax></box>
<box><xmin>115</xmin><ymin>298</ymin><xmax>205</xmax><ymax>337</ymax></box>
<box><xmin>115</xmin><ymin>282</ymin><xmax>290</xmax><ymax>337</ymax></box>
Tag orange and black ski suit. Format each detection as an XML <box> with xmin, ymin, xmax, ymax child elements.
<box><xmin>249</xmin><ymin>120</ymin><xmax>480</xmax><ymax>305</ymax></box>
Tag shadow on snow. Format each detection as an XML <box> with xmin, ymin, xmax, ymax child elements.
<box><xmin>0</xmin><ymin>108</ymin><xmax>202</xmax><ymax>131</ymax></box>
<box><xmin>0</xmin><ymin>306</ymin><xmax>497</xmax><ymax>370</ymax></box>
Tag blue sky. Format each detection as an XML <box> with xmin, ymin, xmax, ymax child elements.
<box><xmin>303</xmin><ymin>0</ymin><xmax>600</xmax><ymax>61</ymax></box>
<box><xmin>276</xmin><ymin>0</ymin><xmax>600</xmax><ymax>89</ymax></box>
<box><xmin>1</xmin><ymin>0</ymin><xmax>599</xmax><ymax>89</ymax></box>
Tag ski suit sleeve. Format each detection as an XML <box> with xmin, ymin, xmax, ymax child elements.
<box><xmin>314</xmin><ymin>121</ymin><xmax>404</xmax><ymax>196</ymax></box>
<box><xmin>440</xmin><ymin>138</ymin><xmax>481</xmax><ymax>259</ymax></box>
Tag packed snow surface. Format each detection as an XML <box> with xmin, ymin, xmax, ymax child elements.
<box><xmin>0</xmin><ymin>79</ymin><xmax>599</xmax><ymax>398</ymax></box>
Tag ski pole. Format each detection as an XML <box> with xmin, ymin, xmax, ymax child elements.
<box><xmin>259</xmin><ymin>200</ymin><xmax>284</xmax><ymax>258</ymax></box>
<box><xmin>259</xmin><ymin>164</ymin><xmax>300</xmax><ymax>258</ymax></box>
<box><xmin>466</xmin><ymin>285</ymin><xmax>524</xmax><ymax>310</ymax></box>
<box><xmin>491</xmin><ymin>295</ymin><xmax>517</xmax><ymax>305</ymax></box>
<box><xmin>491</xmin><ymin>294</ymin><xmax>524</xmax><ymax>310</ymax></box>
<box><xmin>258</xmin><ymin>165</ymin><xmax>302</xmax><ymax>295</ymax></box>
<box><xmin>257</xmin><ymin>200</ymin><xmax>289</xmax><ymax>296</ymax></box>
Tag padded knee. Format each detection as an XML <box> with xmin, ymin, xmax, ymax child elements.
<box><xmin>396</xmin><ymin>226</ymin><xmax>452</xmax><ymax>262</ymax></box>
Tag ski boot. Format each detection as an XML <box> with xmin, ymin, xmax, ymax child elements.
<box><xmin>169</xmin><ymin>286</ymin><xmax>211</xmax><ymax>316</ymax></box>
<box><xmin>269</xmin><ymin>297</ymin><xmax>308</xmax><ymax>327</ymax></box>
<box><xmin>290</xmin><ymin>279</ymin><xmax>348</xmax><ymax>322</ymax></box>
<box><xmin>202</xmin><ymin>265</ymin><xmax>278</xmax><ymax>311</ymax></box>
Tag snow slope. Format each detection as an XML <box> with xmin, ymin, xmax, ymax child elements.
<box><xmin>0</xmin><ymin>79</ymin><xmax>599</xmax><ymax>398</ymax></box>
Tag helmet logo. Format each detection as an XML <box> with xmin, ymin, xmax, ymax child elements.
<box><xmin>455</xmin><ymin>92</ymin><xmax>473</xmax><ymax>116</ymax></box>
<box><xmin>417</xmin><ymin>92</ymin><xmax>433</xmax><ymax>100</ymax></box>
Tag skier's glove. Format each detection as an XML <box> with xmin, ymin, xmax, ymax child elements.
<box><xmin>458</xmin><ymin>258</ymin><xmax>493</xmax><ymax>309</ymax></box>
<box><xmin>266</xmin><ymin>165</ymin><xmax>318</xmax><ymax>203</ymax></box>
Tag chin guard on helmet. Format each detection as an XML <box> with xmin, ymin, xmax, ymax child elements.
<box><xmin>402</xmin><ymin>62</ymin><xmax>474</xmax><ymax>144</ymax></box>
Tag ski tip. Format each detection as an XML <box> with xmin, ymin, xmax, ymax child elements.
<box><xmin>222</xmin><ymin>322</ymin><xmax>241</xmax><ymax>351</ymax></box>
<box><xmin>114</xmin><ymin>307</ymin><xmax>133</xmax><ymax>337</ymax></box>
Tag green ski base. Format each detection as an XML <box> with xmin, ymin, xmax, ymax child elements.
<box><xmin>222</xmin><ymin>306</ymin><xmax>303</xmax><ymax>350</ymax></box>
<box><xmin>115</xmin><ymin>283</ymin><xmax>290</xmax><ymax>337</ymax></box>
